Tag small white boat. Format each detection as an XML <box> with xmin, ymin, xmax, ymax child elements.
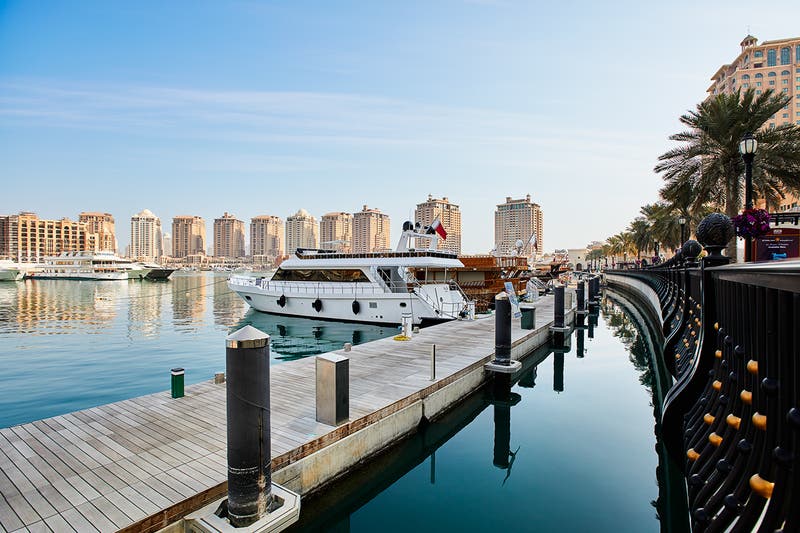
<box><xmin>0</xmin><ymin>260</ymin><xmax>23</xmax><ymax>281</ymax></box>
<box><xmin>228</xmin><ymin>223</ymin><xmax>475</xmax><ymax>326</ymax></box>
<box><xmin>29</xmin><ymin>251</ymin><xmax>151</xmax><ymax>281</ymax></box>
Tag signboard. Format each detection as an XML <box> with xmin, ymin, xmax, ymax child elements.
<box><xmin>504</xmin><ymin>281</ymin><xmax>521</xmax><ymax>319</ymax></box>
<box><xmin>755</xmin><ymin>228</ymin><xmax>800</xmax><ymax>261</ymax></box>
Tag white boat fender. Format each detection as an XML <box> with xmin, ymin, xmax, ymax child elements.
<box><xmin>313</xmin><ymin>299</ymin><xmax>323</xmax><ymax>312</ymax></box>
<box><xmin>352</xmin><ymin>300</ymin><xmax>360</xmax><ymax>314</ymax></box>
<box><xmin>277</xmin><ymin>294</ymin><xmax>287</xmax><ymax>307</ymax></box>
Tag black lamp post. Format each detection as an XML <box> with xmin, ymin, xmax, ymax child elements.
<box><xmin>654</xmin><ymin>241</ymin><xmax>660</xmax><ymax>264</ymax></box>
<box><xmin>678</xmin><ymin>216</ymin><xmax>686</xmax><ymax>246</ymax></box>
<box><xmin>739</xmin><ymin>132</ymin><xmax>758</xmax><ymax>262</ymax></box>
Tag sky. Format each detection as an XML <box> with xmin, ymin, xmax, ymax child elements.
<box><xmin>1</xmin><ymin>0</ymin><xmax>799</xmax><ymax>254</ymax></box>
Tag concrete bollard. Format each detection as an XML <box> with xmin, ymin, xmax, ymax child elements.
<box><xmin>171</xmin><ymin>368</ymin><xmax>184</xmax><ymax>398</ymax></box>
<box><xmin>553</xmin><ymin>286</ymin><xmax>565</xmax><ymax>329</ymax></box>
<box><xmin>343</xmin><ymin>342</ymin><xmax>352</xmax><ymax>352</ymax></box>
<box><xmin>316</xmin><ymin>353</ymin><xmax>349</xmax><ymax>426</ymax></box>
<box><xmin>493</xmin><ymin>293</ymin><xmax>512</xmax><ymax>365</ymax></box>
<box><xmin>225</xmin><ymin>326</ymin><xmax>272</xmax><ymax>527</ymax></box>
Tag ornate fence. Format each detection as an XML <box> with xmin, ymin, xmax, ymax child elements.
<box><xmin>606</xmin><ymin>213</ymin><xmax>800</xmax><ymax>532</ymax></box>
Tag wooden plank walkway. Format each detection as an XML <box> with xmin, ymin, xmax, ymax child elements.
<box><xmin>0</xmin><ymin>297</ymin><xmax>557</xmax><ymax>532</ymax></box>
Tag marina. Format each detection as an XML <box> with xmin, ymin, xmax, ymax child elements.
<box><xmin>0</xmin><ymin>290</ymin><xmax>567</xmax><ymax>532</ymax></box>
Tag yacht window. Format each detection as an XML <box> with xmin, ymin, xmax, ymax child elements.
<box><xmin>369</xmin><ymin>302</ymin><xmax>378</xmax><ymax>309</ymax></box>
<box><xmin>271</xmin><ymin>269</ymin><xmax>369</xmax><ymax>282</ymax></box>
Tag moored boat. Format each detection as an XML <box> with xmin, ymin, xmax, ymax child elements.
<box><xmin>228</xmin><ymin>223</ymin><xmax>475</xmax><ymax>326</ymax></box>
<box><xmin>0</xmin><ymin>260</ymin><xmax>23</xmax><ymax>281</ymax></box>
<box><xmin>28</xmin><ymin>251</ymin><xmax>151</xmax><ymax>280</ymax></box>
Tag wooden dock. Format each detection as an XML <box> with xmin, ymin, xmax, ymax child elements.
<box><xmin>0</xmin><ymin>297</ymin><xmax>561</xmax><ymax>532</ymax></box>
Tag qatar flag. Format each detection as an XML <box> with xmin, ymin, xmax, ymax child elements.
<box><xmin>430</xmin><ymin>219</ymin><xmax>447</xmax><ymax>240</ymax></box>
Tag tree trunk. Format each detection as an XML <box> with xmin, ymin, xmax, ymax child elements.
<box><xmin>725</xmin><ymin>179</ymin><xmax>739</xmax><ymax>262</ymax></box>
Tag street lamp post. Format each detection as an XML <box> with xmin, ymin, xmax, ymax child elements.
<box><xmin>739</xmin><ymin>132</ymin><xmax>758</xmax><ymax>262</ymax></box>
<box><xmin>654</xmin><ymin>241</ymin><xmax>660</xmax><ymax>264</ymax></box>
<box><xmin>678</xmin><ymin>216</ymin><xmax>687</xmax><ymax>246</ymax></box>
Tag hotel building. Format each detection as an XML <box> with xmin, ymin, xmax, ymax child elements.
<box><xmin>285</xmin><ymin>209</ymin><xmax>318</xmax><ymax>254</ymax></box>
<box><xmin>352</xmin><ymin>205</ymin><xmax>390</xmax><ymax>253</ymax></box>
<box><xmin>414</xmin><ymin>195</ymin><xmax>461</xmax><ymax>254</ymax></box>
<box><xmin>320</xmin><ymin>212</ymin><xmax>353</xmax><ymax>252</ymax></box>
<box><xmin>213</xmin><ymin>212</ymin><xmax>245</xmax><ymax>259</ymax></box>
<box><xmin>130</xmin><ymin>209</ymin><xmax>163</xmax><ymax>262</ymax></box>
<box><xmin>0</xmin><ymin>212</ymin><xmax>87</xmax><ymax>262</ymax></box>
<box><xmin>494</xmin><ymin>195</ymin><xmax>544</xmax><ymax>255</ymax></box>
<box><xmin>172</xmin><ymin>215</ymin><xmax>206</xmax><ymax>258</ymax></box>
<box><xmin>250</xmin><ymin>215</ymin><xmax>283</xmax><ymax>260</ymax></box>
<box><xmin>707</xmin><ymin>35</ymin><xmax>800</xmax><ymax>212</ymax></box>
<box><xmin>79</xmin><ymin>212</ymin><xmax>117</xmax><ymax>253</ymax></box>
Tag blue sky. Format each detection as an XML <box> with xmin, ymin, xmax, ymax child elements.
<box><xmin>1</xmin><ymin>0</ymin><xmax>799</xmax><ymax>253</ymax></box>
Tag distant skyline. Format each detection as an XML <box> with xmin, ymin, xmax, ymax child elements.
<box><xmin>2</xmin><ymin>1</ymin><xmax>799</xmax><ymax>252</ymax></box>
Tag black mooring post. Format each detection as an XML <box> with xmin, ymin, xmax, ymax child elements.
<box><xmin>494</xmin><ymin>293</ymin><xmax>511</xmax><ymax>365</ymax></box>
<box><xmin>226</xmin><ymin>326</ymin><xmax>272</xmax><ymax>527</ymax></box>
<box><xmin>577</xmin><ymin>328</ymin><xmax>585</xmax><ymax>358</ymax></box>
<box><xmin>554</xmin><ymin>285</ymin><xmax>565</xmax><ymax>329</ymax></box>
<box><xmin>493</xmin><ymin>402</ymin><xmax>512</xmax><ymax>469</ymax></box>
<box><xmin>576</xmin><ymin>282</ymin><xmax>585</xmax><ymax>312</ymax></box>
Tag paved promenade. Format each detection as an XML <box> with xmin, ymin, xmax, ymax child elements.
<box><xmin>0</xmin><ymin>296</ymin><xmax>559</xmax><ymax>532</ymax></box>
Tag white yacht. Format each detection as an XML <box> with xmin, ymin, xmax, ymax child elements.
<box><xmin>30</xmin><ymin>251</ymin><xmax>152</xmax><ymax>281</ymax></box>
<box><xmin>0</xmin><ymin>260</ymin><xmax>23</xmax><ymax>281</ymax></box>
<box><xmin>228</xmin><ymin>223</ymin><xmax>475</xmax><ymax>325</ymax></box>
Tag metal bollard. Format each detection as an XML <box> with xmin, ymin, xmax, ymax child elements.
<box><xmin>577</xmin><ymin>282</ymin><xmax>585</xmax><ymax>311</ymax></box>
<box><xmin>554</xmin><ymin>286</ymin><xmax>565</xmax><ymax>329</ymax></box>
<box><xmin>225</xmin><ymin>326</ymin><xmax>271</xmax><ymax>527</ymax></box>
<box><xmin>520</xmin><ymin>303</ymin><xmax>535</xmax><ymax>330</ymax></box>
<box><xmin>493</xmin><ymin>293</ymin><xmax>512</xmax><ymax>365</ymax></box>
<box><xmin>316</xmin><ymin>353</ymin><xmax>349</xmax><ymax>426</ymax></box>
<box><xmin>430</xmin><ymin>344</ymin><xmax>436</xmax><ymax>381</ymax></box>
<box><xmin>171</xmin><ymin>368</ymin><xmax>184</xmax><ymax>398</ymax></box>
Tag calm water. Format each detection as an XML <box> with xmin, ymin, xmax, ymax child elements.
<box><xmin>290</xmin><ymin>291</ymin><xmax>688</xmax><ymax>533</ymax></box>
<box><xmin>0</xmin><ymin>272</ymin><xmax>394</xmax><ymax>428</ymax></box>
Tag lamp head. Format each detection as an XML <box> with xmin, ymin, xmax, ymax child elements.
<box><xmin>739</xmin><ymin>132</ymin><xmax>757</xmax><ymax>155</ymax></box>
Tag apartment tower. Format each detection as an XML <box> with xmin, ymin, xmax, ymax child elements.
<box><xmin>79</xmin><ymin>212</ymin><xmax>117</xmax><ymax>253</ymax></box>
<box><xmin>707</xmin><ymin>35</ymin><xmax>800</xmax><ymax>212</ymax></box>
<box><xmin>414</xmin><ymin>195</ymin><xmax>461</xmax><ymax>254</ymax></box>
<box><xmin>130</xmin><ymin>209</ymin><xmax>163</xmax><ymax>262</ymax></box>
<box><xmin>352</xmin><ymin>205</ymin><xmax>390</xmax><ymax>253</ymax></box>
<box><xmin>213</xmin><ymin>212</ymin><xmax>245</xmax><ymax>259</ymax></box>
<box><xmin>494</xmin><ymin>195</ymin><xmax>544</xmax><ymax>255</ymax></box>
<box><xmin>0</xmin><ymin>212</ymin><xmax>87</xmax><ymax>262</ymax></box>
<box><xmin>250</xmin><ymin>215</ymin><xmax>283</xmax><ymax>260</ymax></box>
<box><xmin>285</xmin><ymin>209</ymin><xmax>318</xmax><ymax>254</ymax></box>
<box><xmin>172</xmin><ymin>216</ymin><xmax>206</xmax><ymax>258</ymax></box>
<box><xmin>320</xmin><ymin>212</ymin><xmax>353</xmax><ymax>252</ymax></box>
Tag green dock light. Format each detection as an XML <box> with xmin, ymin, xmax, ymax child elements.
<box><xmin>171</xmin><ymin>368</ymin><xmax>184</xmax><ymax>398</ymax></box>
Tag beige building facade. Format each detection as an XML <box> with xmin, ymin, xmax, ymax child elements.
<box><xmin>414</xmin><ymin>195</ymin><xmax>461</xmax><ymax>254</ymax></box>
<box><xmin>285</xmin><ymin>209</ymin><xmax>318</xmax><ymax>254</ymax></box>
<box><xmin>320</xmin><ymin>212</ymin><xmax>353</xmax><ymax>252</ymax></box>
<box><xmin>79</xmin><ymin>212</ymin><xmax>117</xmax><ymax>253</ymax></box>
<box><xmin>352</xmin><ymin>205</ymin><xmax>390</xmax><ymax>253</ymax></box>
<box><xmin>172</xmin><ymin>215</ymin><xmax>206</xmax><ymax>258</ymax></box>
<box><xmin>213</xmin><ymin>212</ymin><xmax>245</xmax><ymax>259</ymax></box>
<box><xmin>708</xmin><ymin>35</ymin><xmax>800</xmax><ymax>212</ymax></box>
<box><xmin>250</xmin><ymin>215</ymin><xmax>283</xmax><ymax>260</ymax></box>
<box><xmin>0</xmin><ymin>212</ymin><xmax>88</xmax><ymax>262</ymax></box>
<box><xmin>130</xmin><ymin>209</ymin><xmax>163</xmax><ymax>262</ymax></box>
<box><xmin>494</xmin><ymin>195</ymin><xmax>544</xmax><ymax>256</ymax></box>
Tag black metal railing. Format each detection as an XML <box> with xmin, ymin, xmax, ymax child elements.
<box><xmin>606</xmin><ymin>245</ymin><xmax>800</xmax><ymax>532</ymax></box>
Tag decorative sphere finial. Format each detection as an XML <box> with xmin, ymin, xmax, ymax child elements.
<box><xmin>681</xmin><ymin>239</ymin><xmax>703</xmax><ymax>261</ymax></box>
<box><xmin>696</xmin><ymin>213</ymin><xmax>734</xmax><ymax>258</ymax></box>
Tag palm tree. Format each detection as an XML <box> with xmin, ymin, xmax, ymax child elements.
<box><xmin>628</xmin><ymin>218</ymin><xmax>652</xmax><ymax>259</ymax></box>
<box><xmin>655</xmin><ymin>88</ymin><xmax>800</xmax><ymax>258</ymax></box>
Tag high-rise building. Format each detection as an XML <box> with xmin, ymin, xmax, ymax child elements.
<box><xmin>352</xmin><ymin>205</ymin><xmax>390</xmax><ymax>253</ymax></box>
<box><xmin>172</xmin><ymin>215</ymin><xmax>206</xmax><ymax>258</ymax></box>
<box><xmin>79</xmin><ymin>212</ymin><xmax>117</xmax><ymax>253</ymax></box>
<box><xmin>708</xmin><ymin>35</ymin><xmax>800</xmax><ymax>212</ymax></box>
<box><xmin>285</xmin><ymin>209</ymin><xmax>318</xmax><ymax>254</ymax></box>
<box><xmin>0</xmin><ymin>212</ymin><xmax>87</xmax><ymax>262</ymax></box>
<box><xmin>162</xmin><ymin>234</ymin><xmax>172</xmax><ymax>258</ymax></box>
<box><xmin>320</xmin><ymin>212</ymin><xmax>353</xmax><ymax>252</ymax></box>
<box><xmin>130</xmin><ymin>209</ymin><xmax>163</xmax><ymax>262</ymax></box>
<box><xmin>414</xmin><ymin>195</ymin><xmax>461</xmax><ymax>254</ymax></box>
<box><xmin>213</xmin><ymin>212</ymin><xmax>245</xmax><ymax>259</ymax></box>
<box><xmin>494</xmin><ymin>195</ymin><xmax>544</xmax><ymax>255</ymax></box>
<box><xmin>250</xmin><ymin>215</ymin><xmax>283</xmax><ymax>259</ymax></box>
